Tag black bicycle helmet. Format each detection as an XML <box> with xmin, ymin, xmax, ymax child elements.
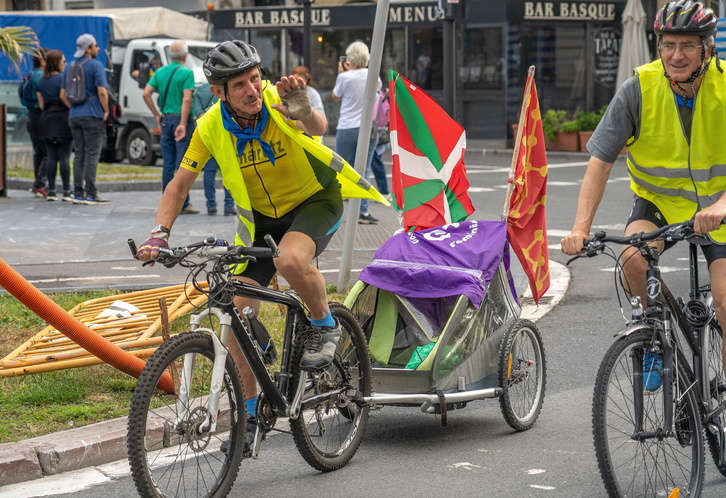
<box><xmin>654</xmin><ymin>0</ymin><xmax>717</xmax><ymax>38</ymax></box>
<box><xmin>203</xmin><ymin>40</ymin><xmax>262</xmax><ymax>86</ymax></box>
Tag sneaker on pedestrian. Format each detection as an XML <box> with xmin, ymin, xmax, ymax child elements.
<box><xmin>224</xmin><ymin>209</ymin><xmax>236</xmax><ymax>216</ymax></box>
<box><xmin>180</xmin><ymin>204</ymin><xmax>200</xmax><ymax>215</ymax></box>
<box><xmin>300</xmin><ymin>322</ymin><xmax>342</xmax><ymax>370</ymax></box>
<box><xmin>72</xmin><ymin>196</ymin><xmax>85</xmax><ymax>204</ymax></box>
<box><xmin>83</xmin><ymin>195</ymin><xmax>110</xmax><ymax>205</ymax></box>
<box><xmin>220</xmin><ymin>416</ymin><xmax>260</xmax><ymax>457</ymax></box>
<box><xmin>358</xmin><ymin>212</ymin><xmax>379</xmax><ymax>224</ymax></box>
<box><xmin>207</xmin><ymin>207</ymin><xmax>217</xmax><ymax>216</ymax></box>
<box><xmin>31</xmin><ymin>186</ymin><xmax>48</xmax><ymax>198</ymax></box>
<box><xmin>62</xmin><ymin>192</ymin><xmax>74</xmax><ymax>202</ymax></box>
<box><xmin>46</xmin><ymin>190</ymin><xmax>58</xmax><ymax>201</ymax></box>
<box><xmin>643</xmin><ymin>350</ymin><xmax>663</xmax><ymax>393</ymax></box>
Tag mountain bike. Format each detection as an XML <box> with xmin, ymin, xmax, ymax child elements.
<box><xmin>568</xmin><ymin>221</ymin><xmax>726</xmax><ymax>497</ymax></box>
<box><xmin>125</xmin><ymin>236</ymin><xmax>371</xmax><ymax>498</ymax></box>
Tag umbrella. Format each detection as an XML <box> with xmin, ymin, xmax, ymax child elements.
<box><xmin>616</xmin><ymin>0</ymin><xmax>651</xmax><ymax>89</ymax></box>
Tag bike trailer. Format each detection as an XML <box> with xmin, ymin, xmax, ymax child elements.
<box><xmin>344</xmin><ymin>220</ymin><xmax>522</xmax><ymax>403</ymax></box>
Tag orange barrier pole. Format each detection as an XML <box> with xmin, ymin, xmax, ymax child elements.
<box><xmin>0</xmin><ymin>258</ymin><xmax>174</xmax><ymax>393</ymax></box>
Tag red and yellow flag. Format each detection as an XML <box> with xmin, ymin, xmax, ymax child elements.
<box><xmin>506</xmin><ymin>69</ymin><xmax>550</xmax><ymax>304</ymax></box>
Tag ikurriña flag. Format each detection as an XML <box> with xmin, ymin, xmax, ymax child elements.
<box><xmin>388</xmin><ymin>69</ymin><xmax>474</xmax><ymax>232</ymax></box>
<box><xmin>506</xmin><ymin>70</ymin><xmax>550</xmax><ymax>305</ymax></box>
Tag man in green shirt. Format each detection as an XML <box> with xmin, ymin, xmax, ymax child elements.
<box><xmin>143</xmin><ymin>40</ymin><xmax>199</xmax><ymax>214</ymax></box>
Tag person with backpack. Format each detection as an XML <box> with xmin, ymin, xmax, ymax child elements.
<box><xmin>192</xmin><ymin>81</ymin><xmax>235</xmax><ymax>216</ymax></box>
<box><xmin>37</xmin><ymin>49</ymin><xmax>73</xmax><ymax>202</ymax></box>
<box><xmin>20</xmin><ymin>47</ymin><xmax>48</xmax><ymax>198</ymax></box>
<box><xmin>142</xmin><ymin>39</ymin><xmax>199</xmax><ymax>215</ymax></box>
<box><xmin>61</xmin><ymin>33</ymin><xmax>110</xmax><ymax>205</ymax></box>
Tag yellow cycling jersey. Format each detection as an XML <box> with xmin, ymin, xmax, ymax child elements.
<box><xmin>183</xmin><ymin>109</ymin><xmax>336</xmax><ymax>219</ymax></box>
<box><xmin>181</xmin><ymin>82</ymin><xmax>387</xmax><ymax>219</ymax></box>
<box><xmin>628</xmin><ymin>59</ymin><xmax>726</xmax><ymax>243</ymax></box>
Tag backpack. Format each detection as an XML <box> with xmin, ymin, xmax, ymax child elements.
<box><xmin>18</xmin><ymin>71</ymin><xmax>38</xmax><ymax>108</ymax></box>
<box><xmin>374</xmin><ymin>89</ymin><xmax>390</xmax><ymax>129</ymax></box>
<box><xmin>65</xmin><ymin>59</ymin><xmax>91</xmax><ymax>105</ymax></box>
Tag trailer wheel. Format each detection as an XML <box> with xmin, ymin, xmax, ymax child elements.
<box><xmin>126</xmin><ymin>127</ymin><xmax>156</xmax><ymax>166</ymax></box>
<box><xmin>497</xmin><ymin>319</ymin><xmax>546</xmax><ymax>431</ymax></box>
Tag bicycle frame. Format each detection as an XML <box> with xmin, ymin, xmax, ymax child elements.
<box><xmin>177</xmin><ymin>277</ymin><xmax>352</xmax><ymax>437</ymax></box>
<box><xmin>624</xmin><ymin>240</ymin><xmax>723</xmax><ymax>438</ymax></box>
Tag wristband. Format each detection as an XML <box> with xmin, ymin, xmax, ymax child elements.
<box><xmin>151</xmin><ymin>224</ymin><xmax>170</xmax><ymax>236</ymax></box>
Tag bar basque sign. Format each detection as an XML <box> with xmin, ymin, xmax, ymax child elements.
<box><xmin>513</xmin><ymin>1</ymin><xmax>624</xmax><ymax>22</ymax></box>
<box><xmin>219</xmin><ymin>4</ymin><xmax>444</xmax><ymax>29</ymax></box>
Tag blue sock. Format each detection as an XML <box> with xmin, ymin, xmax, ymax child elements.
<box><xmin>245</xmin><ymin>397</ymin><xmax>257</xmax><ymax>418</ymax></box>
<box><xmin>311</xmin><ymin>312</ymin><xmax>335</xmax><ymax>328</ymax></box>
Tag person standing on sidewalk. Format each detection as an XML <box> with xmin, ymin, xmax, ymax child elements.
<box><xmin>332</xmin><ymin>40</ymin><xmax>381</xmax><ymax>224</ymax></box>
<box><xmin>192</xmin><ymin>81</ymin><xmax>235</xmax><ymax>216</ymax></box>
<box><xmin>22</xmin><ymin>47</ymin><xmax>48</xmax><ymax>198</ymax></box>
<box><xmin>61</xmin><ymin>34</ymin><xmax>110</xmax><ymax>205</ymax></box>
<box><xmin>143</xmin><ymin>40</ymin><xmax>199</xmax><ymax>215</ymax></box>
<box><xmin>37</xmin><ymin>49</ymin><xmax>73</xmax><ymax>202</ymax></box>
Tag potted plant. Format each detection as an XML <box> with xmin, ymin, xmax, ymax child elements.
<box><xmin>542</xmin><ymin>109</ymin><xmax>579</xmax><ymax>151</ymax></box>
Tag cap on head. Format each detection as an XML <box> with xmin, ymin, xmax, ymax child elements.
<box><xmin>654</xmin><ymin>0</ymin><xmax>717</xmax><ymax>38</ymax></box>
<box><xmin>74</xmin><ymin>33</ymin><xmax>96</xmax><ymax>58</ymax></box>
<box><xmin>203</xmin><ymin>40</ymin><xmax>262</xmax><ymax>86</ymax></box>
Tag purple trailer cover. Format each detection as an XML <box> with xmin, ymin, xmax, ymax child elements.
<box><xmin>359</xmin><ymin>220</ymin><xmax>514</xmax><ymax>308</ymax></box>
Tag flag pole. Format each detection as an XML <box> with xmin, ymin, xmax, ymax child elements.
<box><xmin>501</xmin><ymin>65</ymin><xmax>536</xmax><ymax>222</ymax></box>
<box><xmin>336</xmin><ymin>0</ymin><xmax>390</xmax><ymax>293</ymax></box>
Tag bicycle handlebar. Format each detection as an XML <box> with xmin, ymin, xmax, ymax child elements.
<box><xmin>128</xmin><ymin>234</ymin><xmax>280</xmax><ymax>268</ymax></box>
<box><xmin>566</xmin><ymin>220</ymin><xmax>703</xmax><ymax>265</ymax></box>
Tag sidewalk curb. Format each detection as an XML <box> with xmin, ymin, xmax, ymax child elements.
<box><xmin>0</xmin><ymin>417</ymin><xmax>128</xmax><ymax>487</ymax></box>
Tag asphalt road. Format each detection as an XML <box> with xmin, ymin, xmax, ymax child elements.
<box><xmin>2</xmin><ymin>151</ymin><xmax>726</xmax><ymax>497</ymax></box>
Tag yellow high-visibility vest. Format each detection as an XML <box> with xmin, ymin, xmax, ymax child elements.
<box><xmin>628</xmin><ymin>59</ymin><xmax>726</xmax><ymax>243</ymax></box>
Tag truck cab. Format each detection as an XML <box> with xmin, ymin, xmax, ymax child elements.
<box><xmin>109</xmin><ymin>38</ymin><xmax>216</xmax><ymax>165</ymax></box>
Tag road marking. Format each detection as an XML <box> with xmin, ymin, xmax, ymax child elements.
<box><xmin>520</xmin><ymin>261</ymin><xmax>569</xmax><ymax>322</ymax></box>
<box><xmin>530</xmin><ymin>484</ymin><xmax>557</xmax><ymax>490</ymax></box>
<box><xmin>26</xmin><ymin>275</ymin><xmax>161</xmax><ymax>284</ymax></box>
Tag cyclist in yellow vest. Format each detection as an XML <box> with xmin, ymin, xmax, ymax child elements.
<box><xmin>136</xmin><ymin>41</ymin><xmax>386</xmax><ymax>451</ymax></box>
<box><xmin>561</xmin><ymin>1</ymin><xmax>726</xmax><ymax>389</ymax></box>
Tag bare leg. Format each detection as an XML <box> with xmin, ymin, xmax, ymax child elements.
<box><xmin>231</xmin><ymin>276</ymin><xmax>261</xmax><ymax>412</ymax></box>
<box><xmin>619</xmin><ymin>219</ymin><xmax>665</xmax><ymax>305</ymax></box>
<box><xmin>274</xmin><ymin>231</ymin><xmax>330</xmax><ymax>320</ymax></box>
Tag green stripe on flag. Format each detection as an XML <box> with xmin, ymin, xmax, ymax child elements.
<box><xmin>393</xmin><ymin>75</ymin><xmax>444</xmax><ymax>172</ymax></box>
<box><xmin>445</xmin><ymin>187</ymin><xmax>470</xmax><ymax>222</ymax></box>
<box><xmin>403</xmin><ymin>179</ymin><xmax>445</xmax><ymax>209</ymax></box>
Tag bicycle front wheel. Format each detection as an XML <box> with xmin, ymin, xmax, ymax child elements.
<box><xmin>127</xmin><ymin>331</ymin><xmax>246</xmax><ymax>498</ymax></box>
<box><xmin>289</xmin><ymin>303</ymin><xmax>371</xmax><ymax>472</ymax></box>
<box><xmin>593</xmin><ymin>330</ymin><xmax>704</xmax><ymax>497</ymax></box>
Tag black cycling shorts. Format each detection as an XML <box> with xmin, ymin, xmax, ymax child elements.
<box><xmin>627</xmin><ymin>196</ymin><xmax>726</xmax><ymax>267</ymax></box>
<box><xmin>234</xmin><ymin>185</ymin><xmax>344</xmax><ymax>286</ymax></box>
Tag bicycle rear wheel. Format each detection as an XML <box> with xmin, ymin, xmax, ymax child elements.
<box><xmin>289</xmin><ymin>303</ymin><xmax>371</xmax><ymax>472</ymax></box>
<box><xmin>497</xmin><ymin>319</ymin><xmax>547</xmax><ymax>431</ymax></box>
<box><xmin>593</xmin><ymin>330</ymin><xmax>704</xmax><ymax>497</ymax></box>
<box><xmin>704</xmin><ymin>321</ymin><xmax>726</xmax><ymax>477</ymax></box>
<box><xmin>127</xmin><ymin>332</ymin><xmax>246</xmax><ymax>498</ymax></box>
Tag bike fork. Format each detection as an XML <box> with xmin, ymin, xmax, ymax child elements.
<box><xmin>176</xmin><ymin>308</ymin><xmax>233</xmax><ymax>433</ymax></box>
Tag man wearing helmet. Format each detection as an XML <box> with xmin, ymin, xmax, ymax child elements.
<box><xmin>561</xmin><ymin>1</ymin><xmax>726</xmax><ymax>387</ymax></box>
<box><xmin>135</xmin><ymin>41</ymin><xmax>385</xmax><ymax>444</ymax></box>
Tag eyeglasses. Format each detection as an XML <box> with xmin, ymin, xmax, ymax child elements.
<box><xmin>659</xmin><ymin>42</ymin><xmax>702</xmax><ymax>54</ymax></box>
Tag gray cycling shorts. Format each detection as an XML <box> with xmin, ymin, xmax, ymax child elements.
<box><xmin>627</xmin><ymin>196</ymin><xmax>726</xmax><ymax>267</ymax></box>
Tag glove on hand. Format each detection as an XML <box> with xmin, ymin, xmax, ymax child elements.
<box><xmin>136</xmin><ymin>237</ymin><xmax>168</xmax><ymax>260</ymax></box>
<box><xmin>282</xmin><ymin>87</ymin><xmax>313</xmax><ymax>121</ymax></box>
